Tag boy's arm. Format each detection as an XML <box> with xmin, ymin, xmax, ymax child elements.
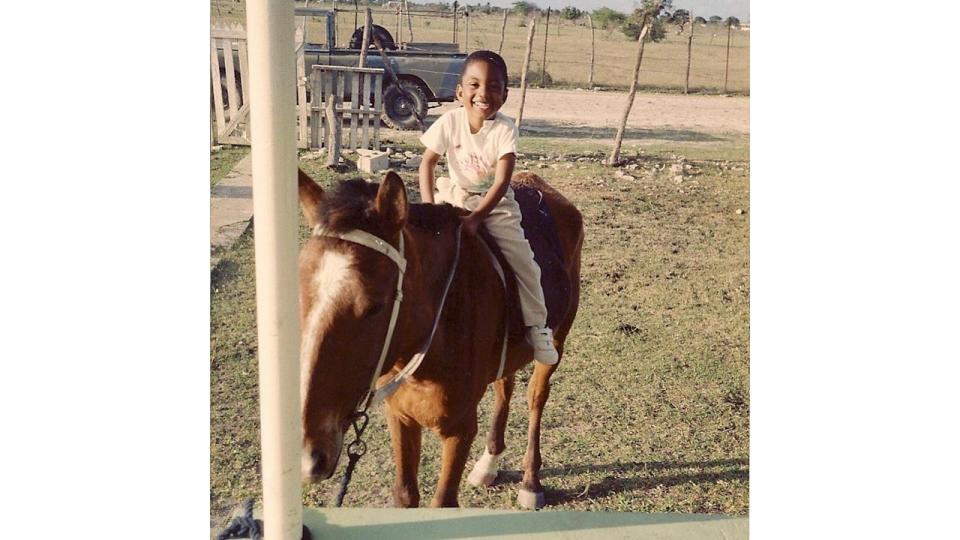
<box><xmin>461</xmin><ymin>152</ymin><xmax>515</xmax><ymax>236</ymax></box>
<box><xmin>418</xmin><ymin>149</ymin><xmax>442</xmax><ymax>204</ymax></box>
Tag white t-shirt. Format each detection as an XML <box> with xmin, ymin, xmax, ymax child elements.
<box><xmin>420</xmin><ymin>107</ymin><xmax>519</xmax><ymax>193</ymax></box>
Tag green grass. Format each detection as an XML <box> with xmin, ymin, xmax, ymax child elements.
<box><xmin>211</xmin><ymin>2</ymin><xmax>749</xmax><ymax>94</ymax></box>
<box><xmin>210</xmin><ymin>145</ymin><xmax>250</xmax><ymax>187</ymax></box>
<box><xmin>210</xmin><ymin>133</ymin><xmax>749</xmax><ymax>530</ymax></box>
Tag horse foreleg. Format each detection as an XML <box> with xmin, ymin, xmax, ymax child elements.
<box><xmin>387</xmin><ymin>412</ymin><xmax>422</xmax><ymax>508</ymax></box>
<box><xmin>519</xmin><ymin>360</ymin><xmax>559</xmax><ymax>510</ymax></box>
<box><xmin>431</xmin><ymin>415</ymin><xmax>478</xmax><ymax>507</ymax></box>
<box><xmin>467</xmin><ymin>375</ymin><xmax>516</xmax><ymax>487</ymax></box>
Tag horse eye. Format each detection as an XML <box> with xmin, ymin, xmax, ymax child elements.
<box><xmin>363</xmin><ymin>301</ymin><xmax>385</xmax><ymax>319</ymax></box>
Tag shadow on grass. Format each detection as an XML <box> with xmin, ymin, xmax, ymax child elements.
<box><xmin>518</xmin><ymin>120</ymin><xmax>725</xmax><ymax>143</ymax></box>
<box><xmin>211</xmin><ymin>259</ymin><xmax>241</xmax><ymax>289</ymax></box>
<box><xmin>489</xmin><ymin>458</ymin><xmax>748</xmax><ymax>505</ymax></box>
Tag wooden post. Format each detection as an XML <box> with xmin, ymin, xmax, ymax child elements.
<box><xmin>497</xmin><ymin>9</ymin><xmax>508</xmax><ymax>54</ymax></box>
<box><xmin>398</xmin><ymin>2</ymin><xmax>404</xmax><ymax>44</ymax></box>
<box><xmin>684</xmin><ymin>11</ymin><xmax>693</xmax><ymax>94</ymax></box>
<box><xmin>358</xmin><ymin>8</ymin><xmax>371</xmax><ymax>68</ymax></box>
<box><xmin>723</xmin><ymin>21</ymin><xmax>732</xmax><ymax>94</ymax></box>
<box><xmin>587</xmin><ymin>13</ymin><xmax>595</xmax><ymax>88</ymax></box>
<box><xmin>404</xmin><ymin>0</ymin><xmax>414</xmax><ymax>42</ymax></box>
<box><xmin>465</xmin><ymin>10</ymin><xmax>469</xmax><ymax>47</ymax></box>
<box><xmin>453</xmin><ymin>1</ymin><xmax>458</xmax><ymax>44</ymax></box>
<box><xmin>608</xmin><ymin>12</ymin><xmax>653</xmax><ymax>165</ymax></box>
<box><xmin>516</xmin><ymin>18</ymin><xmax>536</xmax><ymax>129</ymax></box>
<box><xmin>396</xmin><ymin>5</ymin><xmax>402</xmax><ymax>44</ymax></box>
<box><xmin>353</xmin><ymin>0</ymin><xmax>358</xmax><ymax>35</ymax></box>
<box><xmin>326</xmin><ymin>75</ymin><xmax>342</xmax><ymax>167</ymax></box>
<box><xmin>372</xmin><ymin>32</ymin><xmax>425</xmax><ymax>130</ymax></box>
<box><xmin>540</xmin><ymin>8</ymin><xmax>550</xmax><ymax>86</ymax></box>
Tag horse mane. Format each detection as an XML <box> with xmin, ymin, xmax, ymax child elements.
<box><xmin>315</xmin><ymin>178</ymin><xmax>462</xmax><ymax>234</ymax></box>
<box><xmin>408</xmin><ymin>202</ymin><xmax>463</xmax><ymax>233</ymax></box>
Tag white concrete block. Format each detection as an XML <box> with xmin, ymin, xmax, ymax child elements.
<box><xmin>356</xmin><ymin>149</ymin><xmax>390</xmax><ymax>173</ymax></box>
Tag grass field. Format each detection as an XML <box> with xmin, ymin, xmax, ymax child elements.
<box><xmin>211</xmin><ymin>1</ymin><xmax>749</xmax><ymax>94</ymax></box>
<box><xmin>210</xmin><ymin>130</ymin><xmax>749</xmax><ymax>530</ymax></box>
<box><xmin>210</xmin><ymin>146</ymin><xmax>249</xmax><ymax>186</ymax></box>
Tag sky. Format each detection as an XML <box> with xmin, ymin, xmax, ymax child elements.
<box><xmin>478</xmin><ymin>1</ymin><xmax>749</xmax><ymax>22</ymax></box>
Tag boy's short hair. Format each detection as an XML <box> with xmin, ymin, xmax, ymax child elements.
<box><xmin>461</xmin><ymin>50</ymin><xmax>509</xmax><ymax>87</ymax></box>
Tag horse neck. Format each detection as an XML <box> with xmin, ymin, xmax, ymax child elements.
<box><xmin>392</xmin><ymin>224</ymin><xmax>461</xmax><ymax>357</ymax></box>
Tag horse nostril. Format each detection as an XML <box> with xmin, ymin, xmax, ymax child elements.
<box><xmin>311</xmin><ymin>450</ymin><xmax>326</xmax><ymax>475</ymax></box>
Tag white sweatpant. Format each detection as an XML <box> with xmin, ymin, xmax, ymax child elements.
<box><xmin>435</xmin><ymin>177</ymin><xmax>548</xmax><ymax>327</ymax></box>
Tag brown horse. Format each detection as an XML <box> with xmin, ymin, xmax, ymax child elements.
<box><xmin>297</xmin><ymin>168</ymin><xmax>583</xmax><ymax>509</ymax></box>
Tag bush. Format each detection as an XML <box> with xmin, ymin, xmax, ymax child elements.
<box><xmin>560</xmin><ymin>6</ymin><xmax>583</xmax><ymax>20</ymax></box>
<box><xmin>591</xmin><ymin>7</ymin><xmax>625</xmax><ymax>30</ymax></box>
<box><xmin>620</xmin><ymin>0</ymin><xmax>668</xmax><ymax>42</ymax></box>
<box><xmin>513</xmin><ymin>1</ymin><xmax>538</xmax><ymax>16</ymax></box>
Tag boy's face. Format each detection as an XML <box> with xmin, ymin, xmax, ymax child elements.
<box><xmin>456</xmin><ymin>60</ymin><xmax>507</xmax><ymax>124</ymax></box>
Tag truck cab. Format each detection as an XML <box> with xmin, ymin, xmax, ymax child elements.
<box><xmin>297</xmin><ymin>7</ymin><xmax>467</xmax><ymax>129</ymax></box>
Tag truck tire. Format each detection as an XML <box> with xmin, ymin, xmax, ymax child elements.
<box><xmin>348</xmin><ymin>25</ymin><xmax>397</xmax><ymax>50</ymax></box>
<box><xmin>381</xmin><ymin>80</ymin><xmax>428</xmax><ymax>130</ymax></box>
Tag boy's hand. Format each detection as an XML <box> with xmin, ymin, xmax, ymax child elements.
<box><xmin>460</xmin><ymin>213</ymin><xmax>483</xmax><ymax>236</ymax></box>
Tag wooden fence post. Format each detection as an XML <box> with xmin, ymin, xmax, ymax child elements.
<box><xmin>359</xmin><ymin>8</ymin><xmax>371</xmax><ymax>67</ymax></box>
<box><xmin>587</xmin><ymin>13</ymin><xmax>595</xmax><ymax>88</ymax></box>
<box><xmin>684</xmin><ymin>11</ymin><xmax>693</xmax><ymax>94</ymax></box>
<box><xmin>465</xmin><ymin>10</ymin><xmax>469</xmax><ymax>47</ymax></box>
<box><xmin>608</xmin><ymin>11</ymin><xmax>654</xmax><ymax>165</ymax></box>
<box><xmin>497</xmin><ymin>9</ymin><xmax>508</xmax><ymax>54</ymax></box>
<box><xmin>453</xmin><ymin>1</ymin><xmax>458</xmax><ymax>43</ymax></box>
<box><xmin>403</xmin><ymin>0</ymin><xmax>414</xmax><ymax>42</ymax></box>
<box><xmin>326</xmin><ymin>75</ymin><xmax>342</xmax><ymax>168</ymax></box>
<box><xmin>540</xmin><ymin>8</ymin><xmax>550</xmax><ymax>86</ymax></box>
<box><xmin>396</xmin><ymin>5</ymin><xmax>402</xmax><ymax>44</ymax></box>
<box><xmin>723</xmin><ymin>21</ymin><xmax>732</xmax><ymax>94</ymax></box>
<box><xmin>516</xmin><ymin>18</ymin><xmax>536</xmax><ymax>129</ymax></box>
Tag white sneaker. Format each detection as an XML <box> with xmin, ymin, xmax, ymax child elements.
<box><xmin>526</xmin><ymin>326</ymin><xmax>559</xmax><ymax>365</ymax></box>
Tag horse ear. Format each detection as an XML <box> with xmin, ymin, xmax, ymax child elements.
<box><xmin>376</xmin><ymin>171</ymin><xmax>409</xmax><ymax>232</ymax></box>
<box><xmin>298</xmin><ymin>168</ymin><xmax>324</xmax><ymax>228</ymax></box>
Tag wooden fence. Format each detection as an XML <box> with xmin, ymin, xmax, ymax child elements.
<box><xmin>210</xmin><ymin>23</ymin><xmax>384</xmax><ymax>151</ymax></box>
<box><xmin>310</xmin><ymin>66</ymin><xmax>384</xmax><ymax>152</ymax></box>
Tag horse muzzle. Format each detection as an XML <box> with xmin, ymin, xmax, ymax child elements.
<box><xmin>301</xmin><ymin>433</ymin><xmax>344</xmax><ymax>483</ymax></box>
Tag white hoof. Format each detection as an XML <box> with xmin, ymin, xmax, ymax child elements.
<box><xmin>517</xmin><ymin>488</ymin><xmax>546</xmax><ymax>510</ymax></box>
<box><xmin>467</xmin><ymin>449</ymin><xmax>501</xmax><ymax>488</ymax></box>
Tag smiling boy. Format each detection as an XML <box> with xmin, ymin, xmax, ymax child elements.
<box><xmin>418</xmin><ymin>50</ymin><xmax>558</xmax><ymax>365</ymax></box>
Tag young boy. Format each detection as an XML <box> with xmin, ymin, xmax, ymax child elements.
<box><xmin>418</xmin><ymin>50</ymin><xmax>558</xmax><ymax>365</ymax></box>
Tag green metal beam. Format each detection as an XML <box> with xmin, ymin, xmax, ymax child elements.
<box><xmin>302</xmin><ymin>507</ymin><xmax>748</xmax><ymax>539</ymax></box>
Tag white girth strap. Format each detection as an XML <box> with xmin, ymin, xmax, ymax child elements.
<box><xmin>313</xmin><ymin>226</ymin><xmax>406</xmax><ymax>411</ymax></box>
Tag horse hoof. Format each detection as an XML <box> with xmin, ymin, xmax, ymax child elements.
<box><xmin>517</xmin><ymin>488</ymin><xmax>545</xmax><ymax>510</ymax></box>
<box><xmin>467</xmin><ymin>449</ymin><xmax>500</xmax><ymax>488</ymax></box>
<box><xmin>467</xmin><ymin>469</ymin><xmax>497</xmax><ymax>487</ymax></box>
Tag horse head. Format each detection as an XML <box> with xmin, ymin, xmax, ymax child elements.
<box><xmin>297</xmin><ymin>169</ymin><xmax>408</xmax><ymax>482</ymax></box>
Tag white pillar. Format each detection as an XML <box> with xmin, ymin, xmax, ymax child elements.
<box><xmin>246</xmin><ymin>0</ymin><xmax>302</xmax><ymax>538</ymax></box>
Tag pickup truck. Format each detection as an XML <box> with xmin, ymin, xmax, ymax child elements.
<box><xmin>216</xmin><ymin>7</ymin><xmax>467</xmax><ymax>130</ymax></box>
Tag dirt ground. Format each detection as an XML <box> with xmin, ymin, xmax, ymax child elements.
<box><xmin>431</xmin><ymin>88</ymin><xmax>750</xmax><ymax>137</ymax></box>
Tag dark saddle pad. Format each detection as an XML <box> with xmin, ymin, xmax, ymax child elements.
<box><xmin>478</xmin><ymin>184</ymin><xmax>572</xmax><ymax>343</ymax></box>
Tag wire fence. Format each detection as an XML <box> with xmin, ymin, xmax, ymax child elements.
<box><xmin>211</xmin><ymin>2</ymin><xmax>750</xmax><ymax>95</ymax></box>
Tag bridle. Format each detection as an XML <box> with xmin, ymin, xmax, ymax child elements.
<box><xmin>311</xmin><ymin>222</ymin><xmax>462</xmax><ymax>413</ymax></box>
<box><xmin>310</xmin><ymin>221</ymin><xmax>461</xmax><ymax>507</ymax></box>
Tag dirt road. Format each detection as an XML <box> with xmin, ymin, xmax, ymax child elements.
<box><xmin>430</xmin><ymin>88</ymin><xmax>749</xmax><ymax>136</ymax></box>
